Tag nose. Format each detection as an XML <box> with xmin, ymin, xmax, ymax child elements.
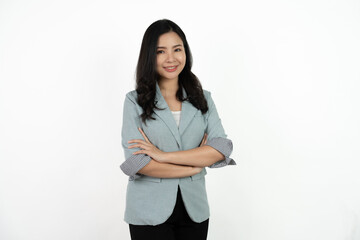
<box><xmin>166</xmin><ymin>52</ymin><xmax>175</xmax><ymax>62</ymax></box>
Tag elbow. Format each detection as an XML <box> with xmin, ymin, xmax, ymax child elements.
<box><xmin>120</xmin><ymin>154</ymin><xmax>151</xmax><ymax>177</ymax></box>
<box><xmin>204</xmin><ymin>151</ymin><xmax>226</xmax><ymax>168</ymax></box>
<box><xmin>120</xmin><ymin>163</ymin><xmax>132</xmax><ymax>176</ymax></box>
<box><xmin>204</xmin><ymin>137</ymin><xmax>236</xmax><ymax>168</ymax></box>
<box><xmin>205</xmin><ymin>137</ymin><xmax>233</xmax><ymax>157</ymax></box>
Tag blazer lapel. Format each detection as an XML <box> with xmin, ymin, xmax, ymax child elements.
<box><xmin>153</xmin><ymin>82</ymin><xmax>198</xmax><ymax>150</ymax></box>
<box><xmin>178</xmin><ymin>97</ymin><xmax>198</xmax><ymax>136</ymax></box>
<box><xmin>153</xmin><ymin>82</ymin><xmax>182</xmax><ymax>149</ymax></box>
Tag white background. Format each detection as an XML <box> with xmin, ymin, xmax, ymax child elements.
<box><xmin>1</xmin><ymin>0</ymin><xmax>360</xmax><ymax>239</ymax></box>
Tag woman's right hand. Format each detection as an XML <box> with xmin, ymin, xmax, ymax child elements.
<box><xmin>199</xmin><ymin>133</ymin><xmax>208</xmax><ymax>147</ymax></box>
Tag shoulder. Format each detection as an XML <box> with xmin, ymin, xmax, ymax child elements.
<box><xmin>123</xmin><ymin>90</ymin><xmax>141</xmax><ymax>110</ymax></box>
<box><xmin>202</xmin><ymin>89</ymin><xmax>211</xmax><ymax>98</ymax></box>
<box><xmin>125</xmin><ymin>90</ymin><xmax>138</xmax><ymax>103</ymax></box>
<box><xmin>202</xmin><ymin>89</ymin><xmax>214</xmax><ymax>103</ymax></box>
<box><xmin>123</xmin><ymin>90</ymin><xmax>144</xmax><ymax>114</ymax></box>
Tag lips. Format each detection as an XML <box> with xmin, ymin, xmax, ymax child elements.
<box><xmin>164</xmin><ymin>66</ymin><xmax>178</xmax><ymax>72</ymax></box>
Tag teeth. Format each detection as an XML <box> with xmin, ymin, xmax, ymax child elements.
<box><xmin>166</xmin><ymin>66</ymin><xmax>176</xmax><ymax>69</ymax></box>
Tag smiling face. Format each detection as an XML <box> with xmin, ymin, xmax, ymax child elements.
<box><xmin>156</xmin><ymin>31</ymin><xmax>186</xmax><ymax>83</ymax></box>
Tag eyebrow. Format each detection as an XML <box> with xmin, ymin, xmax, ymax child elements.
<box><xmin>157</xmin><ymin>44</ymin><xmax>183</xmax><ymax>49</ymax></box>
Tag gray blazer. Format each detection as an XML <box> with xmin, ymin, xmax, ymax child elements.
<box><xmin>120</xmin><ymin>81</ymin><xmax>235</xmax><ymax>225</ymax></box>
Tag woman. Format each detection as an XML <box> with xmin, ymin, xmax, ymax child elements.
<box><xmin>120</xmin><ymin>19</ymin><xmax>235</xmax><ymax>240</ymax></box>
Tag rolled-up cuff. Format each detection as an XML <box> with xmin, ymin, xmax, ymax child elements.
<box><xmin>205</xmin><ymin>137</ymin><xmax>236</xmax><ymax>168</ymax></box>
<box><xmin>120</xmin><ymin>154</ymin><xmax>151</xmax><ymax>180</ymax></box>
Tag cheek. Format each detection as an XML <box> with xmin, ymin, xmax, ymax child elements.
<box><xmin>181</xmin><ymin>54</ymin><xmax>186</xmax><ymax>66</ymax></box>
<box><xmin>180</xmin><ymin>53</ymin><xmax>186</xmax><ymax>62</ymax></box>
<box><xmin>156</xmin><ymin>61</ymin><xmax>165</xmax><ymax>74</ymax></box>
<box><xmin>156</xmin><ymin>57</ymin><xmax>162</xmax><ymax>68</ymax></box>
<box><xmin>180</xmin><ymin>55</ymin><xmax>186</xmax><ymax>68</ymax></box>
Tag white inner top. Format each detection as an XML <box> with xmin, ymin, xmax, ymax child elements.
<box><xmin>171</xmin><ymin>111</ymin><xmax>181</xmax><ymax>127</ymax></box>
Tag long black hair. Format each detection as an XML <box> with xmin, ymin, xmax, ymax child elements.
<box><xmin>136</xmin><ymin>19</ymin><xmax>208</xmax><ymax>125</ymax></box>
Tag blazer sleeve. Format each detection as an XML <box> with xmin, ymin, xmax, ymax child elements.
<box><xmin>204</xmin><ymin>91</ymin><xmax>236</xmax><ymax>168</ymax></box>
<box><xmin>119</xmin><ymin>93</ymin><xmax>151</xmax><ymax>180</ymax></box>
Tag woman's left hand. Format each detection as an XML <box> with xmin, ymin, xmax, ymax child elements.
<box><xmin>128</xmin><ymin>127</ymin><xmax>168</xmax><ymax>162</ymax></box>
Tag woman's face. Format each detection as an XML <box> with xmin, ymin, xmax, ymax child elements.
<box><xmin>156</xmin><ymin>31</ymin><xmax>186</xmax><ymax>83</ymax></box>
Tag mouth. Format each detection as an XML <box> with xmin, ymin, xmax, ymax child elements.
<box><xmin>164</xmin><ymin>66</ymin><xmax>178</xmax><ymax>72</ymax></box>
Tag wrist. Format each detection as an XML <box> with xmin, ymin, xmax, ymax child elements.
<box><xmin>163</xmin><ymin>151</ymin><xmax>175</xmax><ymax>164</ymax></box>
<box><xmin>151</xmin><ymin>151</ymin><xmax>170</xmax><ymax>163</ymax></box>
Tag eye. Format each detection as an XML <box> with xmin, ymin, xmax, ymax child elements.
<box><xmin>157</xmin><ymin>50</ymin><xmax>165</xmax><ymax>54</ymax></box>
<box><xmin>174</xmin><ymin>48</ymin><xmax>182</xmax><ymax>52</ymax></box>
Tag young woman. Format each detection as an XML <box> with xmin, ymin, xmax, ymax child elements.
<box><xmin>120</xmin><ymin>19</ymin><xmax>235</xmax><ymax>240</ymax></box>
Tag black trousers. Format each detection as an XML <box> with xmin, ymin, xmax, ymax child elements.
<box><xmin>129</xmin><ymin>186</ymin><xmax>209</xmax><ymax>240</ymax></box>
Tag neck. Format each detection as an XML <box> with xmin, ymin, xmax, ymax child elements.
<box><xmin>158</xmin><ymin>78</ymin><xmax>179</xmax><ymax>98</ymax></box>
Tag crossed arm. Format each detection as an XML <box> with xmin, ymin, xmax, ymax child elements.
<box><xmin>120</xmin><ymin>91</ymin><xmax>236</xmax><ymax>179</ymax></box>
<box><xmin>128</xmin><ymin>128</ymin><xmax>225</xmax><ymax>178</ymax></box>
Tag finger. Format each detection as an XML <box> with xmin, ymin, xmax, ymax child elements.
<box><xmin>200</xmin><ymin>133</ymin><xmax>207</xmax><ymax>145</ymax></box>
<box><xmin>128</xmin><ymin>144</ymin><xmax>143</xmax><ymax>149</ymax></box>
<box><xmin>138</xmin><ymin>127</ymin><xmax>150</xmax><ymax>143</ymax></box>
<box><xmin>132</xmin><ymin>150</ymin><xmax>143</xmax><ymax>155</ymax></box>
<box><xmin>132</xmin><ymin>150</ymin><xmax>148</xmax><ymax>155</ymax></box>
<box><xmin>204</xmin><ymin>133</ymin><xmax>208</xmax><ymax>144</ymax></box>
<box><xmin>128</xmin><ymin>139</ymin><xmax>147</xmax><ymax>144</ymax></box>
<box><xmin>201</xmin><ymin>136</ymin><xmax>206</xmax><ymax>145</ymax></box>
<box><xmin>128</xmin><ymin>143</ymin><xmax>150</xmax><ymax>149</ymax></box>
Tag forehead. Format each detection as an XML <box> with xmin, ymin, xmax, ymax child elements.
<box><xmin>157</xmin><ymin>32</ymin><xmax>183</xmax><ymax>47</ymax></box>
